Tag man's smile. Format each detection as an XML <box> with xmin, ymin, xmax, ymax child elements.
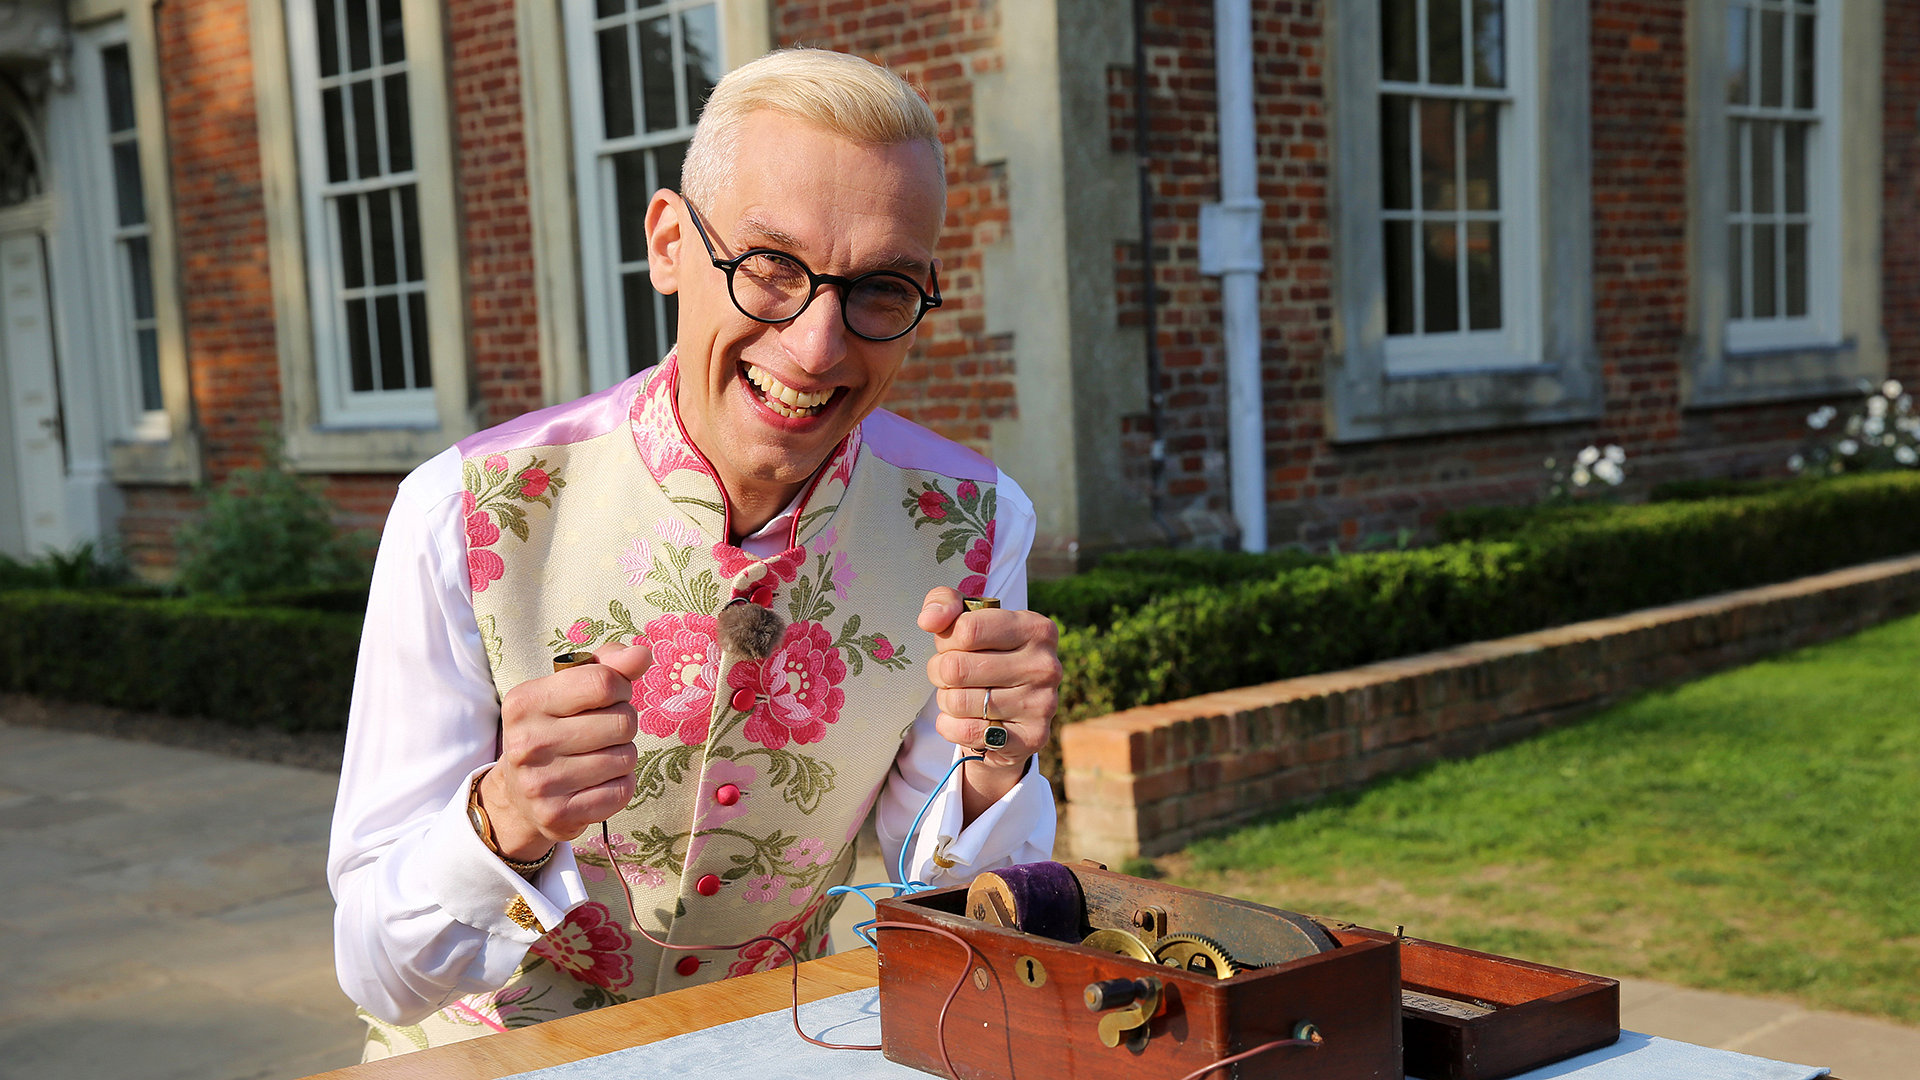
<box><xmin>742</xmin><ymin>361</ymin><xmax>841</xmax><ymax>420</ymax></box>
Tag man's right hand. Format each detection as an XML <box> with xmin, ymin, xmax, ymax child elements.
<box><xmin>476</xmin><ymin>642</ymin><xmax>653</xmax><ymax>862</ymax></box>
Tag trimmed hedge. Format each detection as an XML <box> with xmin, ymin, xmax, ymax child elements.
<box><xmin>1053</xmin><ymin>470</ymin><xmax>1920</xmax><ymax>725</ymax></box>
<box><xmin>0</xmin><ymin>591</ymin><xmax>362</xmax><ymax>732</ymax></box>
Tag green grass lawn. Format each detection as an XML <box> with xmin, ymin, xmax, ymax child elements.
<box><xmin>1151</xmin><ymin>610</ymin><xmax>1920</xmax><ymax>1024</ymax></box>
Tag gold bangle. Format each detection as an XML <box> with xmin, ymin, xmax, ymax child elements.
<box><xmin>467</xmin><ymin>773</ymin><xmax>555</xmax><ymax>877</ymax></box>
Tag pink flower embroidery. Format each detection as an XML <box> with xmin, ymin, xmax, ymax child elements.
<box><xmin>469</xmin><ymin>549</ymin><xmax>505</xmax><ymax>593</ymax></box>
<box><xmin>727</xmin><ymin>898</ymin><xmax>829</xmax><ymax>978</ymax></box>
<box><xmin>713</xmin><ymin>544</ymin><xmax>806</xmax><ymax>588</ymax></box>
<box><xmin>964</xmin><ymin>536</ymin><xmax>992</xmax><ymax>574</ymax></box>
<box><xmin>629</xmin><ymin>373</ymin><xmax>706</xmax><ymax>482</ymax></box>
<box><xmin>958</xmin><ymin>479</ymin><xmax>978</xmax><ymax>502</ymax></box>
<box><xmin>727</xmin><ymin>621</ymin><xmax>848</xmax><ymax>749</ymax></box>
<box><xmin>530</xmin><ymin>902</ymin><xmax>634</xmax><ymax>989</ymax></box>
<box><xmin>464</xmin><ymin>491</ymin><xmax>506</xmax><ymax>593</ymax></box>
<box><xmin>617</xmin><ymin>537</ymin><xmax>651</xmax><ymax>587</ymax></box>
<box><xmin>917</xmin><ymin>490</ymin><xmax>950</xmax><ymax>520</ymax></box>
<box><xmin>782</xmin><ymin>837</ymin><xmax>831</xmax><ymax>868</ymax></box>
<box><xmin>742</xmin><ymin>874</ymin><xmax>781</xmax><ymax>903</ymax></box>
<box><xmin>519</xmin><ymin>468</ymin><xmax>550</xmax><ymax>498</ymax></box>
<box><xmin>565</xmin><ymin>619</ymin><xmax>593</xmax><ymax>645</ymax></box>
<box><xmin>635</xmin><ymin>614</ymin><xmax>720</xmax><ymax>745</ymax></box>
<box><xmin>831</xmin><ymin>549</ymin><xmax>857</xmax><ymax>599</ymax></box>
<box><xmin>871</xmin><ymin>635</ymin><xmax>895</xmax><ymax>661</ymax></box>
<box><xmin>484</xmin><ymin>454</ymin><xmax>509</xmax><ymax>475</ymax></box>
<box><xmin>572</xmin><ymin>832</ymin><xmax>639</xmax><ymax>884</ymax></box>
<box><xmin>464</xmin><ymin>493</ymin><xmax>501</xmax><ymax>548</ymax></box>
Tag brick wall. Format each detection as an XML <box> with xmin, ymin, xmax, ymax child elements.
<box><xmin>1060</xmin><ymin>554</ymin><xmax>1920</xmax><ymax>864</ymax></box>
<box><xmin>776</xmin><ymin>0</ymin><xmax>1017</xmax><ymax>451</ymax></box>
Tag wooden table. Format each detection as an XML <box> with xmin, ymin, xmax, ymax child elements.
<box><xmin>303</xmin><ymin>949</ymin><xmax>880</xmax><ymax>1080</ymax></box>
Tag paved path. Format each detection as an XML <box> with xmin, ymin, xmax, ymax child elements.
<box><xmin>2</xmin><ymin>720</ymin><xmax>1913</xmax><ymax>1080</ymax></box>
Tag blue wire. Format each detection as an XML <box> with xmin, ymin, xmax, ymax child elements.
<box><xmin>824</xmin><ymin>752</ymin><xmax>985</xmax><ymax>950</ymax></box>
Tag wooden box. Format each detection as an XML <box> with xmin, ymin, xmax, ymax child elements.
<box><xmin>1368</xmin><ymin>929</ymin><xmax>1619</xmax><ymax>1080</ymax></box>
<box><xmin>874</xmin><ymin>864</ymin><xmax>1402</xmax><ymax>1080</ymax></box>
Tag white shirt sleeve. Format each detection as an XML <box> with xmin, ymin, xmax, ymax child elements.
<box><xmin>874</xmin><ymin>469</ymin><xmax>1057</xmax><ymax>886</ymax></box>
<box><xmin>327</xmin><ymin>448</ymin><xmax>590</xmax><ymax>1026</ymax></box>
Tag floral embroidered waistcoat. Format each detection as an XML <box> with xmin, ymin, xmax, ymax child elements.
<box><xmin>359</xmin><ymin>356</ymin><xmax>999</xmax><ymax>1057</ymax></box>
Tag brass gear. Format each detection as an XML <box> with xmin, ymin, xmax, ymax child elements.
<box><xmin>1152</xmin><ymin>933</ymin><xmax>1241</xmax><ymax>979</ymax></box>
<box><xmin>1080</xmin><ymin>928</ymin><xmax>1157</xmax><ymax>964</ymax></box>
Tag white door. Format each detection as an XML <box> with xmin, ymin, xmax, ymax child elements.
<box><xmin>0</xmin><ymin>229</ymin><xmax>70</xmax><ymax>557</ymax></box>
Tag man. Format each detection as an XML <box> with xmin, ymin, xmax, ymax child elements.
<box><xmin>327</xmin><ymin>48</ymin><xmax>1060</xmax><ymax>1058</ymax></box>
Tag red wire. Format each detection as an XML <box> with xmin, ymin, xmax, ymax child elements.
<box><xmin>1170</xmin><ymin>1037</ymin><xmax>1318</xmax><ymax>1080</ymax></box>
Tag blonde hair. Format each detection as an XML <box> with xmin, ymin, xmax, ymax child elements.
<box><xmin>680</xmin><ymin>48</ymin><xmax>944</xmax><ymax>208</ymax></box>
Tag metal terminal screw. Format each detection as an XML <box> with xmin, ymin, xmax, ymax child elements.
<box><xmin>1293</xmin><ymin>1021</ymin><xmax>1323</xmax><ymax>1044</ymax></box>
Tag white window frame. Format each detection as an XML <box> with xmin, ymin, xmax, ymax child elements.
<box><xmin>1684</xmin><ymin>0</ymin><xmax>1883</xmax><ymax>408</ymax></box>
<box><xmin>564</xmin><ymin>0</ymin><xmax>724</xmax><ymax>392</ymax></box>
<box><xmin>1329</xmin><ymin>0</ymin><xmax>1600</xmax><ymax>442</ymax></box>
<box><xmin>1378</xmin><ymin>1</ymin><xmax>1542</xmax><ymax>376</ymax></box>
<box><xmin>56</xmin><ymin>1</ymin><xmax>199</xmax><ymax>484</ymax></box>
<box><xmin>1720</xmin><ymin>0</ymin><xmax>1842</xmax><ymax>355</ymax></box>
<box><xmin>252</xmin><ymin>0</ymin><xmax>471</xmax><ymax>470</ymax></box>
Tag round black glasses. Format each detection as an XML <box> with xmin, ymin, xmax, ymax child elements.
<box><xmin>680</xmin><ymin>196</ymin><xmax>942</xmax><ymax>342</ymax></box>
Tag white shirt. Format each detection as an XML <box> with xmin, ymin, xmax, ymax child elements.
<box><xmin>328</xmin><ymin>444</ymin><xmax>1055</xmax><ymax>1025</ymax></box>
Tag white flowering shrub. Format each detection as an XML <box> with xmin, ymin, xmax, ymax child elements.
<box><xmin>1543</xmin><ymin>444</ymin><xmax>1627</xmax><ymax>503</ymax></box>
<box><xmin>1789</xmin><ymin>380</ymin><xmax>1919</xmax><ymax>477</ymax></box>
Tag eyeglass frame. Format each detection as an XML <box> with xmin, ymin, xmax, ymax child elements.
<box><xmin>678</xmin><ymin>195</ymin><xmax>943</xmax><ymax>343</ymax></box>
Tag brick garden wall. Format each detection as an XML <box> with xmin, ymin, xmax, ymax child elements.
<box><xmin>1059</xmin><ymin>554</ymin><xmax>1920</xmax><ymax>864</ymax></box>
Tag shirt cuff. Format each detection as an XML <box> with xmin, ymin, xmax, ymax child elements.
<box><xmin>909</xmin><ymin>749</ymin><xmax>1056</xmax><ymax>887</ymax></box>
<box><xmin>417</xmin><ymin>767</ymin><xmax>588</xmax><ymax>946</ymax></box>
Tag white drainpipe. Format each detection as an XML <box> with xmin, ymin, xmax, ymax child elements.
<box><xmin>1199</xmin><ymin>0</ymin><xmax>1266</xmax><ymax>552</ymax></box>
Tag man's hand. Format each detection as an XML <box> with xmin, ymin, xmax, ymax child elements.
<box><xmin>918</xmin><ymin>587</ymin><xmax>1061</xmax><ymax>820</ymax></box>
<box><xmin>477</xmin><ymin>643</ymin><xmax>653</xmax><ymax>862</ymax></box>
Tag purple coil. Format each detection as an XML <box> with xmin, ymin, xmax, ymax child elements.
<box><xmin>991</xmin><ymin>860</ymin><xmax>1085</xmax><ymax>943</ymax></box>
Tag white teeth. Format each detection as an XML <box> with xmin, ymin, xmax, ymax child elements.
<box><xmin>744</xmin><ymin>365</ymin><xmax>833</xmax><ymax>417</ymax></box>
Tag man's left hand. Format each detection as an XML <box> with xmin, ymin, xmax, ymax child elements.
<box><xmin>918</xmin><ymin>586</ymin><xmax>1061</xmax><ymax>817</ymax></box>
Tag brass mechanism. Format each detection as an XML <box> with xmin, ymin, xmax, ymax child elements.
<box><xmin>1084</xmin><ymin>976</ymin><xmax>1162</xmax><ymax>1051</ymax></box>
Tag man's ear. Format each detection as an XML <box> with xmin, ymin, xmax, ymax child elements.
<box><xmin>644</xmin><ymin>191</ymin><xmax>684</xmax><ymax>295</ymax></box>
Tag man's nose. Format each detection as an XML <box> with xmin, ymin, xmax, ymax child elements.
<box><xmin>781</xmin><ymin>285</ymin><xmax>850</xmax><ymax>373</ymax></box>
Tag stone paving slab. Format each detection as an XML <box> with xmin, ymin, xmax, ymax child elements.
<box><xmin>3</xmin><ymin>719</ymin><xmax>1912</xmax><ymax>1080</ymax></box>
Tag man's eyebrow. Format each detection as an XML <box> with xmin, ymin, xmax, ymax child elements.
<box><xmin>734</xmin><ymin>215</ymin><xmax>931</xmax><ymax>276</ymax></box>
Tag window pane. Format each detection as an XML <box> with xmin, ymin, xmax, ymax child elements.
<box><xmin>1419</xmin><ymin>99</ymin><xmax>1457</xmax><ymax>211</ymax></box>
<box><xmin>1423</xmin><ymin>222</ymin><xmax>1460</xmax><ymax>332</ymax></box>
<box><xmin>597</xmin><ymin>0</ymin><xmax>624</xmax><ymax>16</ymax></box>
<box><xmin>348</xmin><ymin>297</ymin><xmax>374</xmax><ymax>391</ymax></box>
<box><xmin>1750</xmin><ymin>119</ymin><xmax>1775</xmax><ymax>214</ymax></box>
<box><xmin>639</xmin><ymin>16</ymin><xmax>676</xmax><ymax>132</ymax></box>
<box><xmin>352</xmin><ymin>80</ymin><xmax>381</xmax><ymax>179</ymax></box>
<box><xmin>376</xmin><ymin>293</ymin><xmax>405</xmax><ymax>389</ymax></box>
<box><xmin>137</xmin><ymin>328</ymin><xmax>162</xmax><ymax>412</ymax></box>
<box><xmin>1463</xmin><ymin>100</ymin><xmax>1498</xmax><ymax>210</ymax></box>
<box><xmin>1729</xmin><ymin>224</ymin><xmax>1745</xmax><ymax>318</ymax></box>
<box><xmin>1758</xmin><ymin>8</ymin><xmax>1783</xmax><ymax>108</ymax></box>
<box><xmin>399</xmin><ymin>185</ymin><xmax>423</xmax><ymax>282</ymax></box>
<box><xmin>408</xmin><ymin>292</ymin><xmax>432</xmax><ymax>388</ymax></box>
<box><xmin>653</xmin><ymin>139</ymin><xmax>687</xmax><ymax>200</ymax></box>
<box><xmin>1782</xmin><ymin>123</ymin><xmax>1806</xmax><ymax>213</ymax></box>
<box><xmin>317</xmin><ymin>0</ymin><xmax>341</xmax><ymax>78</ymax></box>
<box><xmin>369</xmin><ymin>187</ymin><xmax>398</xmax><ymax>287</ymax></box>
<box><xmin>613</xmin><ymin>150</ymin><xmax>651</xmax><ymax>263</ymax></box>
<box><xmin>1472</xmin><ymin>0</ymin><xmax>1504</xmax><ymax>88</ymax></box>
<box><xmin>1385</xmin><ymin>220</ymin><xmax>1416</xmax><ymax>335</ymax></box>
<box><xmin>337</xmin><ymin>196</ymin><xmax>365</xmax><ymax>288</ymax></box>
<box><xmin>1429</xmin><ymin>0</ymin><xmax>1464</xmax><ymax>85</ymax></box>
<box><xmin>323</xmin><ymin>86</ymin><xmax>350</xmax><ymax>184</ymax></box>
<box><xmin>1729</xmin><ymin>120</ymin><xmax>1744</xmax><ymax>212</ymax></box>
<box><xmin>1793</xmin><ymin>13</ymin><xmax>1815</xmax><ymax>110</ymax></box>
<box><xmin>125</xmin><ymin>236</ymin><xmax>154</xmax><ymax>319</ymax></box>
<box><xmin>682</xmin><ymin>5</ymin><xmax>722</xmax><ymax>116</ymax></box>
<box><xmin>103</xmin><ymin>45</ymin><xmax>136</xmax><ymax>133</ymax></box>
<box><xmin>1381</xmin><ymin>96</ymin><xmax>1413</xmax><ymax>210</ymax></box>
<box><xmin>1783</xmin><ymin>223</ymin><xmax>1807</xmax><ymax>317</ymax></box>
<box><xmin>113</xmin><ymin>143</ymin><xmax>145</xmax><ymax>227</ymax></box>
<box><xmin>384</xmin><ymin>73</ymin><xmax>413</xmax><ymax>172</ymax></box>
<box><xmin>1382</xmin><ymin>0</ymin><xmax>1418</xmax><ymax>82</ymax></box>
<box><xmin>346</xmin><ymin>0</ymin><xmax>372</xmax><ymax>72</ymax></box>
<box><xmin>1467</xmin><ymin>221</ymin><xmax>1500</xmax><ymax>330</ymax></box>
<box><xmin>379</xmin><ymin>0</ymin><xmax>404</xmax><ymax>64</ymax></box>
<box><xmin>624</xmin><ymin>269</ymin><xmax>661</xmax><ymax>372</ymax></box>
<box><xmin>1725</xmin><ymin>6</ymin><xmax>1749</xmax><ymax>105</ymax></box>
<box><xmin>599</xmin><ymin>26</ymin><xmax>635</xmax><ymax>139</ymax></box>
<box><xmin>1752</xmin><ymin>222</ymin><xmax>1776</xmax><ymax>317</ymax></box>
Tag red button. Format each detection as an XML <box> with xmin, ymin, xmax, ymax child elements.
<box><xmin>696</xmin><ymin>874</ymin><xmax>721</xmax><ymax>896</ymax></box>
<box><xmin>751</xmin><ymin>584</ymin><xmax>774</xmax><ymax>607</ymax></box>
<box><xmin>714</xmin><ymin>783</ymin><xmax>740</xmax><ymax>806</ymax></box>
<box><xmin>675</xmin><ymin>955</ymin><xmax>701</xmax><ymax>977</ymax></box>
<box><xmin>731</xmin><ymin>688</ymin><xmax>756</xmax><ymax>712</ymax></box>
